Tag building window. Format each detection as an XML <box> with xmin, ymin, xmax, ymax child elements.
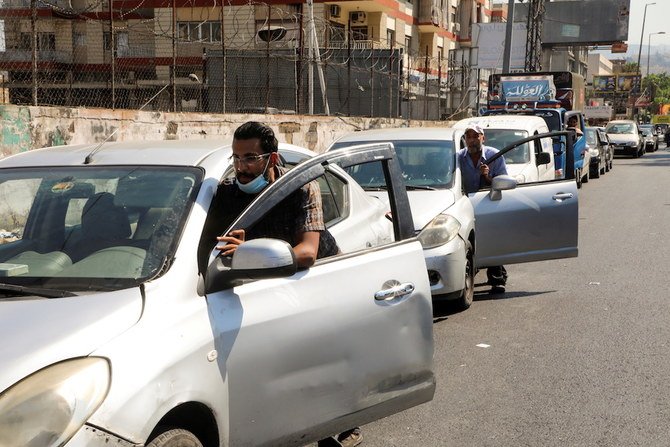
<box><xmin>386</xmin><ymin>29</ymin><xmax>395</xmax><ymax>47</ymax></box>
<box><xmin>103</xmin><ymin>32</ymin><xmax>129</xmax><ymax>53</ymax></box>
<box><xmin>20</xmin><ymin>32</ymin><xmax>55</xmax><ymax>51</ymax></box>
<box><xmin>405</xmin><ymin>35</ymin><xmax>412</xmax><ymax>53</ymax></box>
<box><xmin>328</xmin><ymin>22</ymin><xmax>346</xmax><ymax>45</ymax></box>
<box><xmin>177</xmin><ymin>22</ymin><xmax>222</xmax><ymax>42</ymax></box>
<box><xmin>73</xmin><ymin>32</ymin><xmax>86</xmax><ymax>47</ymax></box>
<box><xmin>351</xmin><ymin>26</ymin><xmax>368</xmax><ymax>41</ymax></box>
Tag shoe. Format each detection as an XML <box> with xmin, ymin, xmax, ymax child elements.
<box><xmin>317</xmin><ymin>428</ymin><xmax>362</xmax><ymax>447</ymax></box>
<box><xmin>490</xmin><ymin>285</ymin><xmax>505</xmax><ymax>294</ymax></box>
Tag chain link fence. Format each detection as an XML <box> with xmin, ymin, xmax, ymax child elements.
<box><xmin>0</xmin><ymin>0</ymin><xmax>480</xmax><ymax>119</ymax></box>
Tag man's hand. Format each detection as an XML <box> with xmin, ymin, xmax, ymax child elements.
<box><xmin>479</xmin><ymin>163</ymin><xmax>492</xmax><ymax>184</ymax></box>
<box><xmin>216</xmin><ymin>229</ymin><xmax>246</xmax><ymax>256</ymax></box>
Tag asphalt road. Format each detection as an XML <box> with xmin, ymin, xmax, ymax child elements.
<box><xmin>353</xmin><ymin>144</ymin><xmax>670</xmax><ymax>447</ymax></box>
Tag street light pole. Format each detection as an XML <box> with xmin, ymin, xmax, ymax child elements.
<box><xmin>636</xmin><ymin>2</ymin><xmax>655</xmax><ymax>74</ymax></box>
<box><xmin>647</xmin><ymin>31</ymin><xmax>666</xmax><ymax>77</ymax></box>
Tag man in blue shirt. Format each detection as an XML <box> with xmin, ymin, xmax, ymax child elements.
<box><xmin>458</xmin><ymin>124</ymin><xmax>509</xmax><ymax>294</ymax></box>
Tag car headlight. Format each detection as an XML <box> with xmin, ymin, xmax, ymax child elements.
<box><xmin>417</xmin><ymin>214</ymin><xmax>461</xmax><ymax>249</ymax></box>
<box><xmin>0</xmin><ymin>357</ymin><xmax>111</xmax><ymax>447</ymax></box>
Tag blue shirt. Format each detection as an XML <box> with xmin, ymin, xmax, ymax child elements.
<box><xmin>458</xmin><ymin>145</ymin><xmax>508</xmax><ymax>194</ymax></box>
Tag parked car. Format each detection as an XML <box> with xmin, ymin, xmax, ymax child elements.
<box><xmin>595</xmin><ymin>126</ymin><xmax>614</xmax><ymax>172</ymax></box>
<box><xmin>655</xmin><ymin>124</ymin><xmax>667</xmax><ymax>143</ymax></box>
<box><xmin>453</xmin><ymin>115</ymin><xmax>555</xmax><ymax>184</ymax></box>
<box><xmin>329</xmin><ymin>127</ymin><xmax>579</xmax><ymax>309</ymax></box>
<box><xmin>0</xmin><ymin>140</ymin><xmax>437</xmax><ymax>447</ymax></box>
<box><xmin>584</xmin><ymin>127</ymin><xmax>607</xmax><ymax>178</ymax></box>
<box><xmin>639</xmin><ymin>124</ymin><xmax>659</xmax><ymax>152</ymax></box>
<box><xmin>605</xmin><ymin>120</ymin><xmax>644</xmax><ymax>157</ymax></box>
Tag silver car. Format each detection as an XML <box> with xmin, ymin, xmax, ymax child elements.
<box><xmin>330</xmin><ymin>127</ymin><xmax>579</xmax><ymax>310</ymax></box>
<box><xmin>0</xmin><ymin>140</ymin><xmax>435</xmax><ymax>446</ymax></box>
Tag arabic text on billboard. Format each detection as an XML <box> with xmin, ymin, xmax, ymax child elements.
<box><xmin>500</xmin><ymin>76</ymin><xmax>556</xmax><ymax>102</ymax></box>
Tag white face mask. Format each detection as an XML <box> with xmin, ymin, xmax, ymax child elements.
<box><xmin>237</xmin><ymin>156</ymin><xmax>271</xmax><ymax>194</ymax></box>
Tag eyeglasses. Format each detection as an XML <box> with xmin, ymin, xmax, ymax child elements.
<box><xmin>229</xmin><ymin>153</ymin><xmax>270</xmax><ymax>166</ymax></box>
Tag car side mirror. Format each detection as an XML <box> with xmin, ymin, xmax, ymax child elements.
<box><xmin>205</xmin><ymin>238</ymin><xmax>297</xmax><ymax>294</ymax></box>
<box><xmin>489</xmin><ymin>175</ymin><xmax>517</xmax><ymax>201</ymax></box>
<box><xmin>536</xmin><ymin>152</ymin><xmax>551</xmax><ymax>166</ymax></box>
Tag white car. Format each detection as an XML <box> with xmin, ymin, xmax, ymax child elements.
<box><xmin>0</xmin><ymin>140</ymin><xmax>435</xmax><ymax>446</ymax></box>
<box><xmin>453</xmin><ymin>115</ymin><xmax>555</xmax><ymax>184</ymax></box>
<box><xmin>330</xmin><ymin>127</ymin><xmax>579</xmax><ymax>309</ymax></box>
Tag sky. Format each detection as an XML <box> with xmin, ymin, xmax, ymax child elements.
<box><xmin>627</xmin><ymin>0</ymin><xmax>670</xmax><ymax>48</ymax></box>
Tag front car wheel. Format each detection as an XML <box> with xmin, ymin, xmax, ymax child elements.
<box><xmin>147</xmin><ymin>428</ymin><xmax>204</xmax><ymax>447</ymax></box>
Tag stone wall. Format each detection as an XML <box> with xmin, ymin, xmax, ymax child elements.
<box><xmin>0</xmin><ymin>104</ymin><xmax>454</xmax><ymax>157</ymax></box>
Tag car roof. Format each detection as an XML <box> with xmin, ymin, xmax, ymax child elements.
<box><xmin>453</xmin><ymin>115</ymin><xmax>548</xmax><ymax>131</ymax></box>
<box><xmin>334</xmin><ymin>127</ymin><xmax>456</xmax><ymax>144</ymax></box>
<box><xmin>0</xmin><ymin>140</ymin><xmax>313</xmax><ymax>168</ymax></box>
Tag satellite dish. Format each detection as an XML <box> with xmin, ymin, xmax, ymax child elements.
<box><xmin>257</xmin><ymin>26</ymin><xmax>287</xmax><ymax>42</ymax></box>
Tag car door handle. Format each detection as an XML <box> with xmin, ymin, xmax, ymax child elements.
<box><xmin>552</xmin><ymin>192</ymin><xmax>574</xmax><ymax>202</ymax></box>
<box><xmin>374</xmin><ymin>282</ymin><xmax>415</xmax><ymax>301</ymax></box>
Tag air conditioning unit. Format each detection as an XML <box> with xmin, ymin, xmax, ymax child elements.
<box><xmin>329</xmin><ymin>4</ymin><xmax>341</xmax><ymax>18</ymax></box>
<box><xmin>453</xmin><ymin>22</ymin><xmax>461</xmax><ymax>32</ymax></box>
<box><xmin>350</xmin><ymin>11</ymin><xmax>366</xmax><ymax>24</ymax></box>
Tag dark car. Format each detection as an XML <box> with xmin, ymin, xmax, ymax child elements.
<box><xmin>585</xmin><ymin>127</ymin><xmax>608</xmax><ymax>178</ymax></box>
<box><xmin>639</xmin><ymin>124</ymin><xmax>659</xmax><ymax>152</ymax></box>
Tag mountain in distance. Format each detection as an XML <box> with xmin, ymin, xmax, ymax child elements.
<box><xmin>593</xmin><ymin>44</ymin><xmax>670</xmax><ymax>74</ymax></box>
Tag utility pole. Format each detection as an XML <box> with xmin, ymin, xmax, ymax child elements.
<box><xmin>502</xmin><ymin>0</ymin><xmax>514</xmax><ymax>73</ymax></box>
<box><xmin>524</xmin><ymin>0</ymin><xmax>545</xmax><ymax>72</ymax></box>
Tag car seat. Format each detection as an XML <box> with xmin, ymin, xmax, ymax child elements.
<box><xmin>63</xmin><ymin>192</ymin><xmax>132</xmax><ymax>262</ymax></box>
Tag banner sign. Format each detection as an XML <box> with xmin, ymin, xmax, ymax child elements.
<box><xmin>499</xmin><ymin>76</ymin><xmax>556</xmax><ymax>102</ymax></box>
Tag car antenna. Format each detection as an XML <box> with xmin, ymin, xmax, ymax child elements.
<box><xmin>83</xmin><ymin>83</ymin><xmax>171</xmax><ymax>164</ymax></box>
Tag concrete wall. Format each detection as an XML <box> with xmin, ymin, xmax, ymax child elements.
<box><xmin>0</xmin><ymin>104</ymin><xmax>454</xmax><ymax>158</ymax></box>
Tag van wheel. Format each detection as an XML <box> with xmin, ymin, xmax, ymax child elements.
<box><xmin>457</xmin><ymin>241</ymin><xmax>474</xmax><ymax>310</ymax></box>
<box><xmin>147</xmin><ymin>428</ymin><xmax>203</xmax><ymax>447</ymax></box>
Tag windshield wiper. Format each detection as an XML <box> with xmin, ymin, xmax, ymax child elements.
<box><xmin>0</xmin><ymin>283</ymin><xmax>75</xmax><ymax>298</ymax></box>
<box><xmin>363</xmin><ymin>186</ymin><xmax>388</xmax><ymax>191</ymax></box>
<box><xmin>406</xmin><ymin>185</ymin><xmax>436</xmax><ymax>191</ymax></box>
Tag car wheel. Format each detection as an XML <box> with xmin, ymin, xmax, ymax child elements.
<box><xmin>591</xmin><ymin>162</ymin><xmax>600</xmax><ymax>178</ymax></box>
<box><xmin>457</xmin><ymin>241</ymin><xmax>475</xmax><ymax>310</ymax></box>
<box><xmin>147</xmin><ymin>428</ymin><xmax>203</xmax><ymax>447</ymax></box>
<box><xmin>575</xmin><ymin>169</ymin><xmax>582</xmax><ymax>188</ymax></box>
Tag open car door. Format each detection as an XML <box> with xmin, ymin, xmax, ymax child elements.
<box><xmin>465</xmin><ymin>131</ymin><xmax>579</xmax><ymax>268</ymax></box>
<box><xmin>204</xmin><ymin>144</ymin><xmax>435</xmax><ymax>446</ymax></box>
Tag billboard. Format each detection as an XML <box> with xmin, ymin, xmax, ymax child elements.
<box><xmin>499</xmin><ymin>75</ymin><xmax>556</xmax><ymax>102</ymax></box>
<box><xmin>593</xmin><ymin>75</ymin><xmax>616</xmax><ymax>92</ymax></box>
<box><xmin>592</xmin><ymin>74</ymin><xmax>640</xmax><ymax>93</ymax></box>
<box><xmin>472</xmin><ymin>23</ymin><xmax>527</xmax><ymax>70</ymax></box>
<box><xmin>514</xmin><ymin>0</ymin><xmax>630</xmax><ymax>46</ymax></box>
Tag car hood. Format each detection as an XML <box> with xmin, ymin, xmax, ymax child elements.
<box><xmin>607</xmin><ymin>134</ymin><xmax>638</xmax><ymax>144</ymax></box>
<box><xmin>0</xmin><ymin>289</ymin><xmax>143</xmax><ymax>392</ymax></box>
<box><xmin>368</xmin><ymin>189</ymin><xmax>455</xmax><ymax>230</ymax></box>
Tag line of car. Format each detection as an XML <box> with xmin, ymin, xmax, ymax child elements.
<box><xmin>0</xmin><ymin>120</ymin><xmax>584</xmax><ymax>447</ymax></box>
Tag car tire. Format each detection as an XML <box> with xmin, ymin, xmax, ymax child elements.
<box><xmin>457</xmin><ymin>241</ymin><xmax>475</xmax><ymax>310</ymax></box>
<box><xmin>147</xmin><ymin>428</ymin><xmax>203</xmax><ymax>447</ymax></box>
<box><xmin>575</xmin><ymin>169</ymin><xmax>582</xmax><ymax>189</ymax></box>
<box><xmin>591</xmin><ymin>162</ymin><xmax>600</xmax><ymax>179</ymax></box>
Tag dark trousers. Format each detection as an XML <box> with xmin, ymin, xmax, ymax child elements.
<box><xmin>487</xmin><ymin>265</ymin><xmax>507</xmax><ymax>286</ymax></box>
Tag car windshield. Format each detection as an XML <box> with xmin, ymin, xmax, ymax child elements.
<box><xmin>641</xmin><ymin>128</ymin><xmax>653</xmax><ymax>136</ymax></box>
<box><xmin>0</xmin><ymin>166</ymin><xmax>201</xmax><ymax>294</ymax></box>
<box><xmin>585</xmin><ymin>128</ymin><xmax>597</xmax><ymax>145</ymax></box>
<box><xmin>480</xmin><ymin>129</ymin><xmax>530</xmax><ymax>164</ymax></box>
<box><xmin>330</xmin><ymin>139</ymin><xmax>455</xmax><ymax>189</ymax></box>
<box><xmin>606</xmin><ymin>123</ymin><xmax>635</xmax><ymax>134</ymax></box>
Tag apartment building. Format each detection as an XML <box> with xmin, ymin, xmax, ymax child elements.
<box><xmin>0</xmin><ymin>0</ymin><xmax>492</xmax><ymax>118</ymax></box>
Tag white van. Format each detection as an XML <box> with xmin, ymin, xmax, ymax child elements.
<box><xmin>454</xmin><ymin>115</ymin><xmax>555</xmax><ymax>183</ymax></box>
